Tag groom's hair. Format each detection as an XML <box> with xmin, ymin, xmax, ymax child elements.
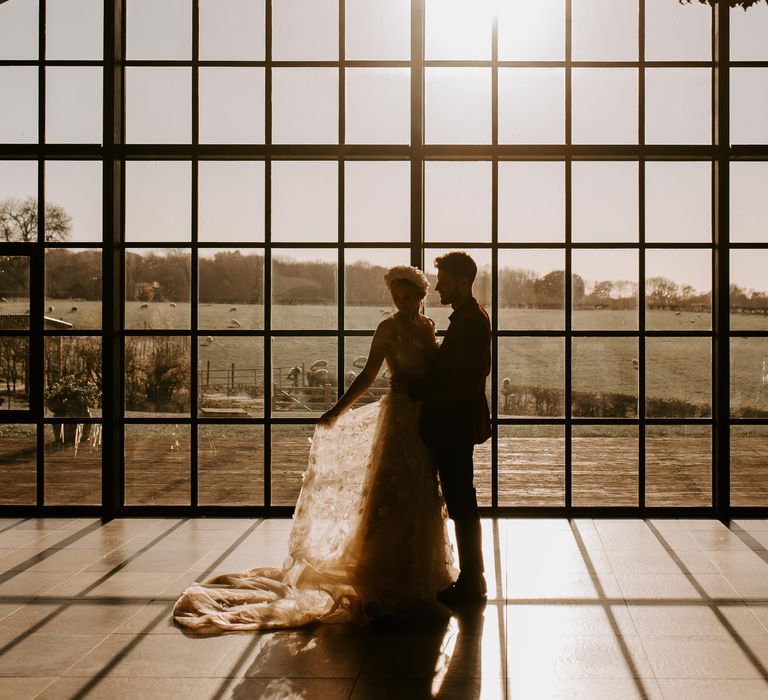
<box><xmin>434</xmin><ymin>251</ymin><xmax>477</xmax><ymax>283</ymax></box>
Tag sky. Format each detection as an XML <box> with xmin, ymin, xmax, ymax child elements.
<box><xmin>1</xmin><ymin>0</ymin><xmax>767</xmax><ymax>293</ymax></box>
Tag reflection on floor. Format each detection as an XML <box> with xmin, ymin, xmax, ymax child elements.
<box><xmin>1</xmin><ymin>517</ymin><xmax>768</xmax><ymax>698</ymax></box>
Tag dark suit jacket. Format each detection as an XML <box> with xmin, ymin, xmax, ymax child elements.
<box><xmin>411</xmin><ymin>297</ymin><xmax>492</xmax><ymax>448</ymax></box>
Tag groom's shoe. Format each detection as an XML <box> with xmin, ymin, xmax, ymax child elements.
<box><xmin>437</xmin><ymin>575</ymin><xmax>487</xmax><ymax>607</ymax></box>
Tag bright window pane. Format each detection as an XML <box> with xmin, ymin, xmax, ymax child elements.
<box><xmin>46</xmin><ymin>161</ymin><xmax>102</xmax><ymax>243</ymax></box>
<box><xmin>645</xmin><ymin>162</ymin><xmax>710</xmax><ymax>243</ymax></box>
<box><xmin>272</xmin><ymin>250</ymin><xmax>337</xmax><ymax>330</ymax></box>
<box><xmin>198</xmin><ymin>162</ymin><xmax>265</xmax><ymax>243</ymax></box>
<box><xmin>425</xmin><ymin>0</ymin><xmax>492</xmax><ymax>60</ymax></box>
<box><xmin>498</xmin><ymin>162</ymin><xmax>564</xmax><ymax>243</ymax></box>
<box><xmin>0</xmin><ymin>68</ymin><xmax>37</xmax><ymax>144</ymax></box>
<box><xmin>0</xmin><ymin>161</ymin><xmax>38</xmax><ymax>243</ymax></box>
<box><xmin>572</xmin><ymin>426</ymin><xmax>638</xmax><ymax>507</ymax></box>
<box><xmin>126</xmin><ymin>68</ymin><xmax>191</xmax><ymax>144</ymax></box>
<box><xmin>199</xmin><ymin>68</ymin><xmax>265</xmax><ymax>145</ymax></box>
<box><xmin>498</xmin><ymin>249</ymin><xmax>565</xmax><ymax>330</ymax></box>
<box><xmin>572</xmin><ymin>69</ymin><xmax>638</xmax><ymax>145</ymax></box>
<box><xmin>731</xmin><ymin>426</ymin><xmax>768</xmax><ymax>506</ymax></box>
<box><xmin>572</xmin><ymin>337</ymin><xmax>638</xmax><ymax>418</ymax></box>
<box><xmin>572</xmin><ymin>249</ymin><xmax>638</xmax><ymax>331</ymax></box>
<box><xmin>199</xmin><ymin>425</ymin><xmax>264</xmax><ymax>505</ymax></box>
<box><xmin>271</xmin><ymin>161</ymin><xmax>337</xmax><ymax>242</ymax></box>
<box><xmin>424</xmin><ymin>162</ymin><xmax>491</xmax><ymax>243</ymax></box>
<box><xmin>731</xmin><ymin>338</ymin><xmax>768</xmax><ymax>418</ymax></box>
<box><xmin>425</xmin><ymin>69</ymin><xmax>491</xmax><ymax>145</ymax></box>
<box><xmin>345</xmin><ymin>0</ymin><xmax>409</xmax><ymax>60</ymax></box>
<box><xmin>498</xmin><ymin>69</ymin><xmax>564</xmax><ymax>145</ymax></box>
<box><xmin>198</xmin><ymin>337</ymin><xmax>264</xmax><ymax>417</ymax></box>
<box><xmin>646</xmin><ymin>338</ymin><xmax>711</xmax><ymax>418</ymax></box>
<box><xmin>646</xmin><ymin>69</ymin><xmax>711</xmax><ymax>145</ymax></box>
<box><xmin>731</xmin><ymin>3</ymin><xmax>768</xmax><ymax>61</ymax></box>
<box><xmin>272</xmin><ymin>0</ymin><xmax>338</xmax><ymax>60</ymax></box>
<box><xmin>272</xmin><ymin>68</ymin><xmax>338</xmax><ymax>144</ymax></box>
<box><xmin>498</xmin><ymin>338</ymin><xmax>565</xmax><ymax>417</ymax></box>
<box><xmin>199</xmin><ymin>0</ymin><xmax>265</xmax><ymax>60</ymax></box>
<box><xmin>731</xmin><ymin>68</ymin><xmax>768</xmax><ymax>145</ymax></box>
<box><xmin>730</xmin><ymin>162</ymin><xmax>768</xmax><ymax>243</ymax></box>
<box><xmin>46</xmin><ymin>68</ymin><xmax>102</xmax><ymax>144</ymax></box>
<box><xmin>498</xmin><ymin>426</ymin><xmax>565</xmax><ymax>507</ymax></box>
<box><xmin>572</xmin><ymin>162</ymin><xmax>638</xmax><ymax>242</ymax></box>
<box><xmin>271</xmin><ymin>339</ymin><xmax>337</xmax><ymax>419</ymax></box>
<box><xmin>645</xmin><ymin>0</ymin><xmax>710</xmax><ymax>61</ymax></box>
<box><xmin>125</xmin><ymin>250</ymin><xmax>191</xmax><ymax>329</ymax></box>
<box><xmin>498</xmin><ymin>0</ymin><xmax>564</xmax><ymax>61</ymax></box>
<box><xmin>0</xmin><ymin>425</ymin><xmax>36</xmax><ymax>505</ymax></box>
<box><xmin>645</xmin><ymin>426</ymin><xmax>710</xmax><ymax>507</ymax></box>
<box><xmin>731</xmin><ymin>249</ymin><xmax>768</xmax><ymax>331</ymax></box>
<box><xmin>125</xmin><ymin>162</ymin><xmax>191</xmax><ymax>243</ymax></box>
<box><xmin>199</xmin><ymin>249</ymin><xmax>264</xmax><ymax>331</ymax></box>
<box><xmin>47</xmin><ymin>0</ymin><xmax>103</xmax><ymax>60</ymax></box>
<box><xmin>45</xmin><ymin>249</ymin><xmax>102</xmax><ymax>330</ymax></box>
<box><xmin>345</xmin><ymin>68</ymin><xmax>410</xmax><ymax>145</ymax></box>
<box><xmin>124</xmin><ymin>424</ymin><xmax>190</xmax><ymax>504</ymax></box>
<box><xmin>345</xmin><ymin>248</ymin><xmax>411</xmax><ymax>330</ymax></box>
<box><xmin>344</xmin><ymin>161</ymin><xmax>410</xmax><ymax>243</ymax></box>
<box><xmin>0</xmin><ymin>0</ymin><xmax>37</xmax><ymax>59</ymax></box>
<box><xmin>126</xmin><ymin>0</ymin><xmax>191</xmax><ymax>59</ymax></box>
<box><xmin>572</xmin><ymin>0</ymin><xmax>638</xmax><ymax>61</ymax></box>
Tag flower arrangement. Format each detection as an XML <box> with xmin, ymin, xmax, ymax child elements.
<box><xmin>45</xmin><ymin>375</ymin><xmax>100</xmax><ymax>415</ymax></box>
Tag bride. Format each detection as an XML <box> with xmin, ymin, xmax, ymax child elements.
<box><xmin>173</xmin><ymin>266</ymin><xmax>457</xmax><ymax>633</ymax></box>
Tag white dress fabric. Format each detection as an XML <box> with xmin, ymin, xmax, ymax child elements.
<box><xmin>173</xmin><ymin>315</ymin><xmax>457</xmax><ymax>634</ymax></box>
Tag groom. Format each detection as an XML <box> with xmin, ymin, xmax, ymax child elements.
<box><xmin>396</xmin><ymin>251</ymin><xmax>491</xmax><ymax>604</ymax></box>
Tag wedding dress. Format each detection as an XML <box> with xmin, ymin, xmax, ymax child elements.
<box><xmin>173</xmin><ymin>314</ymin><xmax>457</xmax><ymax>633</ymax></box>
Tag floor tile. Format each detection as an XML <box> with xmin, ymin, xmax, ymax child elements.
<box><xmin>507</xmin><ymin>603</ymin><xmax>637</xmax><ymax>637</ymax></box>
<box><xmin>615</xmin><ymin>573</ymin><xmax>740</xmax><ymax>601</ymax></box>
<box><xmin>0</xmin><ymin>633</ymin><xmax>108</xmax><ymax>677</ymax></box>
<box><xmin>505</xmin><ymin>677</ymin><xmax>663</xmax><ymax>700</ymax></box>
<box><xmin>0</xmin><ymin>677</ymin><xmax>56</xmax><ymax>700</ymax></box>
<box><xmin>656</xmin><ymin>678</ymin><xmax>768</xmax><ymax>700</ymax></box>
<box><xmin>37</xmin><ymin>677</ymin><xmax>226</xmax><ymax>700</ymax></box>
<box><xmin>627</xmin><ymin>603</ymin><xmax>767</xmax><ymax>637</ymax></box>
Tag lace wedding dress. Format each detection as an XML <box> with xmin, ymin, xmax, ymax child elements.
<box><xmin>173</xmin><ymin>315</ymin><xmax>457</xmax><ymax>634</ymax></box>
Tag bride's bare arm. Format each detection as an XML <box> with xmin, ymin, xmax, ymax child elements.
<box><xmin>318</xmin><ymin>320</ymin><xmax>393</xmax><ymax>427</ymax></box>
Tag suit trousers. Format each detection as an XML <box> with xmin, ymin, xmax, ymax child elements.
<box><xmin>431</xmin><ymin>442</ymin><xmax>479</xmax><ymax>522</ymax></box>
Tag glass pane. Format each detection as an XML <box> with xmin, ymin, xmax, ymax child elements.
<box><xmin>572</xmin><ymin>69</ymin><xmax>638</xmax><ymax>145</ymax></box>
<box><xmin>198</xmin><ymin>336</ymin><xmax>264</xmax><ymax>418</ymax></box>
<box><xmin>125</xmin><ymin>161</ymin><xmax>191</xmax><ymax>242</ymax></box>
<box><xmin>731</xmin><ymin>426</ymin><xmax>768</xmax><ymax>507</ymax></box>
<box><xmin>0</xmin><ymin>161</ymin><xmax>37</xmax><ymax>243</ymax></box>
<box><xmin>645</xmin><ymin>425</ymin><xmax>710</xmax><ymax>507</ymax></box>
<box><xmin>271</xmin><ymin>161</ymin><xmax>337</xmax><ymax>242</ymax></box>
<box><xmin>645</xmin><ymin>162</ymin><xmax>711</xmax><ymax>243</ymax></box>
<box><xmin>124</xmin><ymin>424</ymin><xmax>190</xmax><ymax>505</ymax></box>
<box><xmin>572</xmin><ymin>338</ymin><xmax>638</xmax><ymax>418</ymax></box>
<box><xmin>731</xmin><ymin>69</ymin><xmax>768</xmax><ymax>145</ymax></box>
<box><xmin>271</xmin><ymin>249</ymin><xmax>337</xmax><ymax>330</ymax></box>
<box><xmin>199</xmin><ymin>68</ymin><xmax>265</xmax><ymax>145</ymax></box>
<box><xmin>731</xmin><ymin>338</ymin><xmax>768</xmax><ymax>418</ymax></box>
<box><xmin>272</xmin><ymin>68</ymin><xmax>338</xmax><ymax>144</ymax></box>
<box><xmin>646</xmin><ymin>69</ymin><xmax>711</xmax><ymax>145</ymax></box>
<box><xmin>45</xmin><ymin>424</ymin><xmax>101</xmax><ymax>505</ymax></box>
<box><xmin>499</xmin><ymin>162</ymin><xmax>564</xmax><ymax>243</ymax></box>
<box><xmin>44</xmin><ymin>250</ymin><xmax>101</xmax><ymax>330</ymax></box>
<box><xmin>498</xmin><ymin>69</ymin><xmax>565</xmax><ymax>145</ymax></box>
<box><xmin>731</xmin><ymin>3</ymin><xmax>768</xmax><ymax>61</ymax></box>
<box><xmin>646</xmin><ymin>337</ymin><xmax>711</xmax><ymax>418</ymax></box>
<box><xmin>645</xmin><ymin>0</ymin><xmax>710</xmax><ymax>61</ymax></box>
<box><xmin>46</xmin><ymin>161</ymin><xmax>102</xmax><ymax>243</ymax></box>
<box><xmin>344</xmin><ymin>335</ymin><xmax>389</xmax><ymax>401</ymax></box>
<box><xmin>425</xmin><ymin>69</ymin><xmax>492</xmax><ymax>145</ymax></box>
<box><xmin>424</xmin><ymin>161</ymin><xmax>491</xmax><ymax>243</ymax></box>
<box><xmin>0</xmin><ymin>67</ymin><xmax>37</xmax><ymax>143</ymax></box>
<box><xmin>730</xmin><ymin>163</ymin><xmax>768</xmax><ymax>243</ymax></box>
<box><xmin>573</xmin><ymin>249</ymin><xmax>638</xmax><ymax>331</ymax></box>
<box><xmin>272</xmin><ymin>338</ymin><xmax>337</xmax><ymax>417</ymax></box>
<box><xmin>424</xmin><ymin>248</ymin><xmax>491</xmax><ymax>330</ymax></box>
<box><xmin>345</xmin><ymin>248</ymin><xmax>410</xmax><ymax>330</ymax></box>
<box><xmin>126</xmin><ymin>68</ymin><xmax>192</xmax><ymax>144</ymax></box>
<box><xmin>125</xmin><ymin>249</ymin><xmax>191</xmax><ymax>329</ymax></box>
<box><xmin>199</xmin><ymin>162</ymin><xmax>265</xmax><ymax>243</ymax></box>
<box><xmin>425</xmin><ymin>0</ymin><xmax>492</xmax><ymax>60</ymax></box>
<box><xmin>0</xmin><ymin>425</ymin><xmax>36</xmax><ymax>505</ymax></box>
<box><xmin>498</xmin><ymin>0</ymin><xmax>565</xmax><ymax>61</ymax></box>
<box><xmin>272</xmin><ymin>0</ymin><xmax>338</xmax><ymax>60</ymax></box>
<box><xmin>498</xmin><ymin>425</ymin><xmax>565</xmax><ymax>507</ymax></box>
<box><xmin>0</xmin><ymin>337</ymin><xmax>30</xmax><ymax>410</ymax></box>
<box><xmin>498</xmin><ymin>338</ymin><xmax>564</xmax><ymax>418</ymax></box>
<box><xmin>198</xmin><ymin>424</ymin><xmax>264</xmax><ymax>506</ymax></box>
<box><xmin>0</xmin><ymin>256</ymin><xmax>30</xmax><ymax>322</ymax></box>
<box><xmin>272</xmin><ymin>424</ymin><xmax>314</xmax><ymax>506</ymax></box>
<box><xmin>124</xmin><ymin>337</ymin><xmax>191</xmax><ymax>417</ymax></box>
<box><xmin>345</xmin><ymin>68</ymin><xmax>410</xmax><ymax>145</ymax></box>
<box><xmin>47</xmin><ymin>0</ymin><xmax>103</xmax><ymax>60</ymax></box>
<box><xmin>52</xmin><ymin>75</ymin><xmax>100</xmax><ymax>161</ymax></box>
<box><xmin>572</xmin><ymin>0</ymin><xmax>638</xmax><ymax>60</ymax></box>
<box><xmin>44</xmin><ymin>336</ymin><xmax>102</xmax><ymax>419</ymax></box>
<box><xmin>126</xmin><ymin>0</ymin><xmax>191</xmax><ymax>59</ymax></box>
<box><xmin>0</xmin><ymin>0</ymin><xmax>37</xmax><ymax>60</ymax></box>
<box><xmin>345</xmin><ymin>0</ymin><xmax>410</xmax><ymax>60</ymax></box>
<box><xmin>572</xmin><ymin>426</ymin><xmax>638</xmax><ymax>507</ymax></box>
<box><xmin>199</xmin><ymin>0</ymin><xmax>265</xmax><ymax>60</ymax></box>
<box><xmin>344</xmin><ymin>161</ymin><xmax>410</xmax><ymax>243</ymax></box>
<box><xmin>645</xmin><ymin>249</ymin><xmax>711</xmax><ymax>331</ymax></box>
<box><xmin>572</xmin><ymin>162</ymin><xmax>638</xmax><ymax>242</ymax></box>
<box><xmin>199</xmin><ymin>248</ymin><xmax>264</xmax><ymax>330</ymax></box>
<box><xmin>498</xmin><ymin>249</ymin><xmax>565</xmax><ymax>330</ymax></box>
<box><xmin>731</xmin><ymin>249</ymin><xmax>768</xmax><ymax>331</ymax></box>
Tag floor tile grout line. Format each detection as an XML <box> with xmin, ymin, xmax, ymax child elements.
<box><xmin>646</xmin><ymin>520</ymin><xmax>768</xmax><ymax>682</ymax></box>
<box><xmin>0</xmin><ymin>518</ymin><xmax>30</xmax><ymax>535</ymax></box>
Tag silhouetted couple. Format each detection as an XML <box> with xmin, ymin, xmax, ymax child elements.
<box><xmin>174</xmin><ymin>251</ymin><xmax>491</xmax><ymax>632</ymax></box>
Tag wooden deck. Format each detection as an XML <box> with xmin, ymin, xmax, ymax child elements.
<box><xmin>0</xmin><ymin>434</ymin><xmax>766</xmax><ymax>508</ymax></box>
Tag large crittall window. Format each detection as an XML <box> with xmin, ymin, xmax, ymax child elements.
<box><xmin>0</xmin><ymin>0</ymin><xmax>767</xmax><ymax>517</ymax></box>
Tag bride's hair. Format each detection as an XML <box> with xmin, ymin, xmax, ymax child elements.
<box><xmin>384</xmin><ymin>265</ymin><xmax>429</xmax><ymax>300</ymax></box>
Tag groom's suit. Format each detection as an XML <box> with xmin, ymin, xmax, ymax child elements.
<box><xmin>410</xmin><ymin>297</ymin><xmax>491</xmax><ymax>581</ymax></box>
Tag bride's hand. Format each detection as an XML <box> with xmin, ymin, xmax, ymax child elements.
<box><xmin>318</xmin><ymin>408</ymin><xmax>340</xmax><ymax>428</ymax></box>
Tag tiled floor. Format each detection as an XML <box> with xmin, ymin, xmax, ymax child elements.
<box><xmin>1</xmin><ymin>518</ymin><xmax>768</xmax><ymax>699</ymax></box>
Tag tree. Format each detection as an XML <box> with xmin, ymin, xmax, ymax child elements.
<box><xmin>0</xmin><ymin>197</ymin><xmax>71</xmax><ymax>243</ymax></box>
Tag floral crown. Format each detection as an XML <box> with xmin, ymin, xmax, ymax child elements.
<box><xmin>383</xmin><ymin>265</ymin><xmax>430</xmax><ymax>295</ymax></box>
